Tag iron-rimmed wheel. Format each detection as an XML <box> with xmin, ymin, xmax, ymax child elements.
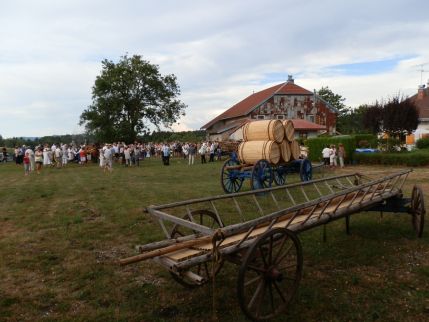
<box><xmin>250</xmin><ymin>159</ymin><xmax>273</xmax><ymax>190</ymax></box>
<box><xmin>169</xmin><ymin>210</ymin><xmax>224</xmax><ymax>288</ymax></box>
<box><xmin>237</xmin><ymin>228</ymin><xmax>303</xmax><ymax>321</ymax></box>
<box><xmin>273</xmin><ymin>165</ymin><xmax>287</xmax><ymax>186</ymax></box>
<box><xmin>410</xmin><ymin>185</ymin><xmax>425</xmax><ymax>238</ymax></box>
<box><xmin>221</xmin><ymin>158</ymin><xmax>244</xmax><ymax>193</ymax></box>
<box><xmin>299</xmin><ymin>158</ymin><xmax>312</xmax><ymax>182</ymax></box>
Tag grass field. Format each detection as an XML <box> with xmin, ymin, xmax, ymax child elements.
<box><xmin>1</xmin><ymin>158</ymin><xmax>428</xmax><ymax>321</ymax></box>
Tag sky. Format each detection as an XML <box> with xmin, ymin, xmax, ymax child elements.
<box><xmin>1</xmin><ymin>0</ymin><xmax>429</xmax><ymax>138</ymax></box>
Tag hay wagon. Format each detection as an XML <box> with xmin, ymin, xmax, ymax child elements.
<box><xmin>120</xmin><ymin>169</ymin><xmax>425</xmax><ymax>321</ymax></box>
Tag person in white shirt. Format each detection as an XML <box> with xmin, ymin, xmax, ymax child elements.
<box><xmin>124</xmin><ymin>146</ymin><xmax>131</xmax><ymax>167</ymax></box>
<box><xmin>25</xmin><ymin>147</ymin><xmax>35</xmax><ymax>172</ymax></box>
<box><xmin>43</xmin><ymin>146</ymin><xmax>51</xmax><ymax>166</ymax></box>
<box><xmin>322</xmin><ymin>145</ymin><xmax>331</xmax><ymax>167</ymax></box>
<box><xmin>162</xmin><ymin>143</ymin><xmax>170</xmax><ymax>165</ymax></box>
<box><xmin>209</xmin><ymin>142</ymin><xmax>215</xmax><ymax>162</ymax></box>
<box><xmin>104</xmin><ymin>144</ymin><xmax>113</xmax><ymax>172</ymax></box>
<box><xmin>55</xmin><ymin>147</ymin><xmax>62</xmax><ymax>168</ymax></box>
<box><xmin>199</xmin><ymin>143</ymin><xmax>207</xmax><ymax>164</ymax></box>
<box><xmin>330</xmin><ymin>145</ymin><xmax>337</xmax><ymax>168</ymax></box>
<box><xmin>62</xmin><ymin>144</ymin><xmax>68</xmax><ymax>166</ymax></box>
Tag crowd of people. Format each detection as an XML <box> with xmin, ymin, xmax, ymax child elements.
<box><xmin>322</xmin><ymin>143</ymin><xmax>346</xmax><ymax>168</ymax></box>
<box><xmin>9</xmin><ymin>140</ymin><xmax>225</xmax><ymax>175</ymax></box>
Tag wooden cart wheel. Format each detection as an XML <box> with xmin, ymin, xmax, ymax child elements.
<box><xmin>410</xmin><ymin>185</ymin><xmax>425</xmax><ymax>238</ymax></box>
<box><xmin>221</xmin><ymin>158</ymin><xmax>244</xmax><ymax>193</ymax></box>
<box><xmin>299</xmin><ymin>158</ymin><xmax>312</xmax><ymax>182</ymax></box>
<box><xmin>237</xmin><ymin>228</ymin><xmax>303</xmax><ymax>321</ymax></box>
<box><xmin>273</xmin><ymin>165</ymin><xmax>287</xmax><ymax>186</ymax></box>
<box><xmin>251</xmin><ymin>159</ymin><xmax>273</xmax><ymax>190</ymax></box>
<box><xmin>170</xmin><ymin>210</ymin><xmax>224</xmax><ymax>288</ymax></box>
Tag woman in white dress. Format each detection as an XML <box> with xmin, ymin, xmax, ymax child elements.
<box><xmin>99</xmin><ymin>147</ymin><xmax>106</xmax><ymax>168</ymax></box>
<box><xmin>43</xmin><ymin>146</ymin><xmax>51</xmax><ymax>166</ymax></box>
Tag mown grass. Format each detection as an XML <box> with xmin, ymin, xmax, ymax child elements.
<box><xmin>0</xmin><ymin>159</ymin><xmax>428</xmax><ymax>321</ymax></box>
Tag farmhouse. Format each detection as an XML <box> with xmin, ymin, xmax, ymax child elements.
<box><xmin>408</xmin><ymin>81</ymin><xmax>429</xmax><ymax>141</ymax></box>
<box><xmin>201</xmin><ymin>76</ymin><xmax>338</xmax><ymax>141</ymax></box>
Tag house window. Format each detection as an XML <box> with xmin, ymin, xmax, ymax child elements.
<box><xmin>307</xmin><ymin>114</ymin><xmax>315</xmax><ymax>123</ymax></box>
<box><xmin>276</xmin><ymin>115</ymin><xmax>284</xmax><ymax>120</ymax></box>
<box><xmin>257</xmin><ymin>115</ymin><xmax>265</xmax><ymax>120</ymax></box>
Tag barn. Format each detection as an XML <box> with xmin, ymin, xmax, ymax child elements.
<box><xmin>201</xmin><ymin>76</ymin><xmax>338</xmax><ymax>141</ymax></box>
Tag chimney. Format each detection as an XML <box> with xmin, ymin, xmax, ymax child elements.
<box><xmin>287</xmin><ymin>75</ymin><xmax>294</xmax><ymax>83</ymax></box>
<box><xmin>417</xmin><ymin>84</ymin><xmax>426</xmax><ymax>99</ymax></box>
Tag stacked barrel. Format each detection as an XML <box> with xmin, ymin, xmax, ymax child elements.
<box><xmin>238</xmin><ymin>119</ymin><xmax>301</xmax><ymax>164</ymax></box>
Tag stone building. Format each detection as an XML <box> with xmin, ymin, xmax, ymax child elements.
<box><xmin>408</xmin><ymin>81</ymin><xmax>429</xmax><ymax>142</ymax></box>
<box><xmin>201</xmin><ymin>76</ymin><xmax>338</xmax><ymax>141</ymax></box>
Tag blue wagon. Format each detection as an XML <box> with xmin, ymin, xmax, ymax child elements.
<box><xmin>220</xmin><ymin>152</ymin><xmax>313</xmax><ymax>193</ymax></box>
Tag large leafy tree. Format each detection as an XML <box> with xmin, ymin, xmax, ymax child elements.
<box><xmin>317</xmin><ymin>86</ymin><xmax>348</xmax><ymax>133</ymax></box>
<box><xmin>80</xmin><ymin>55</ymin><xmax>187</xmax><ymax>142</ymax></box>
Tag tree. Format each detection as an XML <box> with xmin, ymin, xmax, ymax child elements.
<box><xmin>382</xmin><ymin>96</ymin><xmax>419</xmax><ymax>137</ymax></box>
<box><xmin>337</xmin><ymin>105</ymin><xmax>369</xmax><ymax>134</ymax></box>
<box><xmin>362</xmin><ymin>101</ymin><xmax>383</xmax><ymax>134</ymax></box>
<box><xmin>317</xmin><ymin>86</ymin><xmax>348</xmax><ymax>133</ymax></box>
<box><xmin>362</xmin><ymin>95</ymin><xmax>419</xmax><ymax>138</ymax></box>
<box><xmin>80</xmin><ymin>55</ymin><xmax>187</xmax><ymax>143</ymax></box>
<box><xmin>0</xmin><ymin>134</ymin><xmax>3</xmax><ymax>147</ymax></box>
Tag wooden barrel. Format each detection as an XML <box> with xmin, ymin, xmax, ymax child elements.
<box><xmin>282</xmin><ymin>119</ymin><xmax>295</xmax><ymax>142</ymax></box>
<box><xmin>238</xmin><ymin>141</ymin><xmax>280</xmax><ymax>165</ymax></box>
<box><xmin>243</xmin><ymin>120</ymin><xmax>284</xmax><ymax>143</ymax></box>
<box><xmin>279</xmin><ymin>140</ymin><xmax>291</xmax><ymax>162</ymax></box>
<box><xmin>290</xmin><ymin>140</ymin><xmax>301</xmax><ymax>160</ymax></box>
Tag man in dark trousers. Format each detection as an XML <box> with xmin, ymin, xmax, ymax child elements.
<box><xmin>162</xmin><ymin>143</ymin><xmax>170</xmax><ymax>165</ymax></box>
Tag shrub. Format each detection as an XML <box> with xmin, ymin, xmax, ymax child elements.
<box><xmin>354</xmin><ymin>134</ymin><xmax>377</xmax><ymax>147</ymax></box>
<box><xmin>305</xmin><ymin>136</ymin><xmax>355</xmax><ymax>162</ymax></box>
<box><xmin>377</xmin><ymin>138</ymin><xmax>401</xmax><ymax>152</ymax></box>
<box><xmin>416</xmin><ymin>137</ymin><xmax>429</xmax><ymax>149</ymax></box>
<box><xmin>304</xmin><ymin>134</ymin><xmax>377</xmax><ymax>163</ymax></box>
<box><xmin>354</xmin><ymin>149</ymin><xmax>429</xmax><ymax>166</ymax></box>
<box><xmin>358</xmin><ymin>140</ymin><xmax>369</xmax><ymax>148</ymax></box>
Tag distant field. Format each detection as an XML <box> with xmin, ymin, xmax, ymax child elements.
<box><xmin>0</xmin><ymin>159</ymin><xmax>428</xmax><ymax>321</ymax></box>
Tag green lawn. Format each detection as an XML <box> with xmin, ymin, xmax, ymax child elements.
<box><xmin>0</xmin><ymin>159</ymin><xmax>428</xmax><ymax>321</ymax></box>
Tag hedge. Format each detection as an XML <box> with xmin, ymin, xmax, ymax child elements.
<box><xmin>416</xmin><ymin>137</ymin><xmax>429</xmax><ymax>149</ymax></box>
<box><xmin>305</xmin><ymin>134</ymin><xmax>376</xmax><ymax>163</ymax></box>
<box><xmin>353</xmin><ymin>149</ymin><xmax>429</xmax><ymax>167</ymax></box>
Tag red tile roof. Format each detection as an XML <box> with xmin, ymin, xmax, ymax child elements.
<box><xmin>209</xmin><ymin>118</ymin><xmax>250</xmax><ymax>134</ymax></box>
<box><xmin>291</xmin><ymin>119</ymin><xmax>326</xmax><ymax>131</ymax></box>
<box><xmin>409</xmin><ymin>89</ymin><xmax>429</xmax><ymax>118</ymax></box>
<box><xmin>202</xmin><ymin>81</ymin><xmax>313</xmax><ymax>129</ymax></box>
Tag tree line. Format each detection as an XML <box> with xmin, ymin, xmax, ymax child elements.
<box><xmin>0</xmin><ymin>130</ymin><xmax>207</xmax><ymax>148</ymax></box>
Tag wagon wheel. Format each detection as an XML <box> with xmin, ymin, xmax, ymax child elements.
<box><xmin>299</xmin><ymin>158</ymin><xmax>312</xmax><ymax>182</ymax></box>
<box><xmin>410</xmin><ymin>185</ymin><xmax>425</xmax><ymax>238</ymax></box>
<box><xmin>273</xmin><ymin>165</ymin><xmax>287</xmax><ymax>186</ymax></box>
<box><xmin>170</xmin><ymin>210</ymin><xmax>224</xmax><ymax>288</ymax></box>
<box><xmin>221</xmin><ymin>158</ymin><xmax>244</xmax><ymax>193</ymax></box>
<box><xmin>237</xmin><ymin>228</ymin><xmax>303</xmax><ymax>321</ymax></box>
<box><xmin>250</xmin><ymin>160</ymin><xmax>273</xmax><ymax>190</ymax></box>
